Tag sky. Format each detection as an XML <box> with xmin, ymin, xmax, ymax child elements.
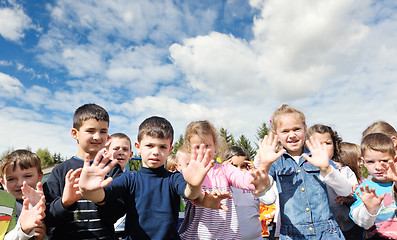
<box><xmin>0</xmin><ymin>0</ymin><xmax>396</xmax><ymax>159</ymax></box>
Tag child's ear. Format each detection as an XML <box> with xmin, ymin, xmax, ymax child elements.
<box><xmin>71</xmin><ymin>128</ymin><xmax>78</xmax><ymax>140</ymax></box>
<box><xmin>134</xmin><ymin>142</ymin><xmax>141</xmax><ymax>154</ymax></box>
<box><xmin>38</xmin><ymin>172</ymin><xmax>43</xmax><ymax>182</ymax></box>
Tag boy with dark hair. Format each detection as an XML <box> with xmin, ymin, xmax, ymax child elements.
<box><xmin>43</xmin><ymin>103</ymin><xmax>123</xmax><ymax>239</ymax></box>
<box><xmin>0</xmin><ymin>149</ymin><xmax>46</xmax><ymax>239</ymax></box>
<box><xmin>78</xmin><ymin>116</ymin><xmax>231</xmax><ymax>239</ymax></box>
<box><xmin>350</xmin><ymin>133</ymin><xmax>397</xmax><ymax>239</ymax></box>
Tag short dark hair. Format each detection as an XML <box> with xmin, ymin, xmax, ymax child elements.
<box><xmin>73</xmin><ymin>103</ymin><xmax>109</xmax><ymax>130</ymax></box>
<box><xmin>0</xmin><ymin>149</ymin><xmax>42</xmax><ymax>179</ymax></box>
<box><xmin>109</xmin><ymin>133</ymin><xmax>132</xmax><ymax>150</ymax></box>
<box><xmin>137</xmin><ymin>116</ymin><xmax>174</xmax><ymax>144</ymax></box>
<box><xmin>223</xmin><ymin>146</ymin><xmax>250</xmax><ymax>161</ymax></box>
<box><xmin>361</xmin><ymin>133</ymin><xmax>395</xmax><ymax>158</ymax></box>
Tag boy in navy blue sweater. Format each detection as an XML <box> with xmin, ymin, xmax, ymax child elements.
<box><xmin>79</xmin><ymin>116</ymin><xmax>233</xmax><ymax>239</ymax></box>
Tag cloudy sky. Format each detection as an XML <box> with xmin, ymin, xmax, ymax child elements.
<box><xmin>1</xmin><ymin>0</ymin><xmax>396</xmax><ymax>158</ymax></box>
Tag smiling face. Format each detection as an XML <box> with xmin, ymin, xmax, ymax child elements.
<box><xmin>105</xmin><ymin>137</ymin><xmax>133</xmax><ymax>171</ymax></box>
<box><xmin>71</xmin><ymin>119</ymin><xmax>110</xmax><ymax>159</ymax></box>
<box><xmin>275</xmin><ymin>113</ymin><xmax>306</xmax><ymax>156</ymax></box>
<box><xmin>135</xmin><ymin>135</ymin><xmax>173</xmax><ymax>169</ymax></box>
<box><xmin>1</xmin><ymin>164</ymin><xmax>43</xmax><ymax>200</ymax></box>
<box><xmin>362</xmin><ymin>149</ymin><xmax>394</xmax><ymax>183</ymax></box>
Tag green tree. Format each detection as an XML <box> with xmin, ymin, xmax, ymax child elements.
<box><xmin>129</xmin><ymin>156</ymin><xmax>142</xmax><ymax>171</ymax></box>
<box><xmin>171</xmin><ymin>135</ymin><xmax>184</xmax><ymax>155</ymax></box>
<box><xmin>52</xmin><ymin>153</ymin><xmax>64</xmax><ymax>164</ymax></box>
<box><xmin>236</xmin><ymin>135</ymin><xmax>256</xmax><ymax>160</ymax></box>
<box><xmin>220</xmin><ymin>127</ymin><xmax>235</xmax><ymax>147</ymax></box>
<box><xmin>255</xmin><ymin>122</ymin><xmax>270</xmax><ymax>148</ymax></box>
<box><xmin>36</xmin><ymin>148</ymin><xmax>54</xmax><ymax>168</ymax></box>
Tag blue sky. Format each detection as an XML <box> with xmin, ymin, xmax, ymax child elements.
<box><xmin>1</xmin><ymin>0</ymin><xmax>397</xmax><ymax>158</ymax></box>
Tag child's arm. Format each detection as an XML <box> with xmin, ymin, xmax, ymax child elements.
<box><xmin>350</xmin><ymin>184</ymin><xmax>384</xmax><ymax>229</ymax></box>
<box><xmin>303</xmin><ymin>136</ymin><xmax>352</xmax><ymax>196</ymax></box>
<box><xmin>79</xmin><ymin>152</ymin><xmax>119</xmax><ymax>203</ymax></box>
<box><xmin>180</xmin><ymin>144</ymin><xmax>215</xmax><ymax>200</ymax></box>
<box><xmin>61</xmin><ymin>168</ymin><xmax>83</xmax><ymax>208</ymax></box>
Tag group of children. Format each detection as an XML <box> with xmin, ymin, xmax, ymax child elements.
<box><xmin>0</xmin><ymin>103</ymin><xmax>396</xmax><ymax>240</ymax></box>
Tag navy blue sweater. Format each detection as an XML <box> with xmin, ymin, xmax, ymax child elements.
<box><xmin>104</xmin><ymin>166</ymin><xmax>187</xmax><ymax>240</ymax></box>
<box><xmin>43</xmin><ymin>157</ymin><xmax>123</xmax><ymax>239</ymax></box>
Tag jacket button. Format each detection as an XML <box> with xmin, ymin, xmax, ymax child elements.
<box><xmin>301</xmin><ymin>187</ymin><xmax>305</xmax><ymax>192</ymax></box>
<box><xmin>309</xmin><ymin>227</ymin><xmax>313</xmax><ymax>231</ymax></box>
<box><xmin>297</xmin><ymin>169</ymin><xmax>301</xmax><ymax>173</ymax></box>
<box><xmin>306</xmin><ymin>208</ymin><xmax>310</xmax><ymax>212</ymax></box>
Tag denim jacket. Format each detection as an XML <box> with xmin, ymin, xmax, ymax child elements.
<box><xmin>269</xmin><ymin>147</ymin><xmax>345</xmax><ymax>239</ymax></box>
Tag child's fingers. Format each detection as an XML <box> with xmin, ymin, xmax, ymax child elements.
<box><xmin>100</xmin><ymin>177</ymin><xmax>113</xmax><ymax>188</ymax></box>
<box><xmin>36</xmin><ymin>182</ymin><xmax>44</xmax><ymax>194</ymax></box>
<box><xmin>83</xmin><ymin>153</ymin><xmax>92</xmax><ymax>168</ymax></box>
<box><xmin>301</xmin><ymin>153</ymin><xmax>311</xmax><ymax>163</ymax></box>
<box><xmin>71</xmin><ymin>168</ymin><xmax>83</xmax><ymax>179</ymax></box>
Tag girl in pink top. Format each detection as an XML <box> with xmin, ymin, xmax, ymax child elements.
<box><xmin>178</xmin><ymin>120</ymin><xmax>270</xmax><ymax>240</ymax></box>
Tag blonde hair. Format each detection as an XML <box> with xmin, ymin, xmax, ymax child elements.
<box><xmin>271</xmin><ymin>104</ymin><xmax>306</xmax><ymax>132</ymax></box>
<box><xmin>340</xmin><ymin>142</ymin><xmax>362</xmax><ymax>181</ymax></box>
<box><xmin>362</xmin><ymin>121</ymin><xmax>397</xmax><ymax>139</ymax></box>
<box><xmin>183</xmin><ymin>120</ymin><xmax>227</xmax><ymax>160</ymax></box>
<box><xmin>165</xmin><ymin>154</ymin><xmax>177</xmax><ymax>172</ymax></box>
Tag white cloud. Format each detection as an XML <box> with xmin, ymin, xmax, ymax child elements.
<box><xmin>0</xmin><ymin>60</ymin><xmax>12</xmax><ymax>66</ymax></box>
<box><xmin>0</xmin><ymin>2</ymin><xmax>34</xmax><ymax>42</ymax></box>
<box><xmin>0</xmin><ymin>72</ymin><xmax>23</xmax><ymax>97</ymax></box>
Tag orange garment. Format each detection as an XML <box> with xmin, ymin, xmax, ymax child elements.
<box><xmin>259</xmin><ymin>203</ymin><xmax>276</xmax><ymax>236</ymax></box>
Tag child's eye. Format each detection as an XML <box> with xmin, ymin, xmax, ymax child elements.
<box><xmin>6</xmin><ymin>178</ymin><xmax>15</xmax><ymax>182</ymax></box>
<box><xmin>100</xmin><ymin>130</ymin><xmax>108</xmax><ymax>134</ymax></box>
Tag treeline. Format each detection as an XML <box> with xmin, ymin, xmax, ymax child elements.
<box><xmin>0</xmin><ymin>147</ymin><xmax>67</xmax><ymax>168</ymax></box>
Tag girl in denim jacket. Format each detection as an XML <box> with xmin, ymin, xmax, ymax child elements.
<box><xmin>257</xmin><ymin>105</ymin><xmax>352</xmax><ymax>240</ymax></box>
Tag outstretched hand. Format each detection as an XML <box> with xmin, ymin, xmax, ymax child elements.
<box><xmin>382</xmin><ymin>159</ymin><xmax>397</xmax><ymax>182</ymax></box>
<box><xmin>257</xmin><ymin>132</ymin><xmax>285</xmax><ymax>172</ymax></box>
<box><xmin>302</xmin><ymin>136</ymin><xmax>331</xmax><ymax>174</ymax></box>
<box><xmin>181</xmin><ymin>144</ymin><xmax>214</xmax><ymax>187</ymax></box>
<box><xmin>19</xmin><ymin>195</ymin><xmax>46</xmax><ymax>235</ymax></box>
<box><xmin>22</xmin><ymin>181</ymin><xmax>44</xmax><ymax>207</ymax></box>
<box><xmin>194</xmin><ymin>189</ymin><xmax>232</xmax><ymax>211</ymax></box>
<box><xmin>62</xmin><ymin>168</ymin><xmax>83</xmax><ymax>208</ymax></box>
<box><xmin>357</xmin><ymin>184</ymin><xmax>384</xmax><ymax>215</ymax></box>
<box><xmin>79</xmin><ymin>151</ymin><xmax>118</xmax><ymax>192</ymax></box>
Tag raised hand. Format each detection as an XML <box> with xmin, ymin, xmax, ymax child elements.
<box><xmin>382</xmin><ymin>159</ymin><xmax>397</xmax><ymax>182</ymax></box>
<box><xmin>19</xmin><ymin>195</ymin><xmax>46</xmax><ymax>235</ymax></box>
<box><xmin>22</xmin><ymin>181</ymin><xmax>44</xmax><ymax>207</ymax></box>
<box><xmin>257</xmin><ymin>132</ymin><xmax>286</xmax><ymax>172</ymax></box>
<box><xmin>79</xmin><ymin>151</ymin><xmax>118</xmax><ymax>192</ymax></box>
<box><xmin>302</xmin><ymin>136</ymin><xmax>331</xmax><ymax>174</ymax></box>
<box><xmin>250</xmin><ymin>167</ymin><xmax>271</xmax><ymax>195</ymax></box>
<box><xmin>181</xmin><ymin>144</ymin><xmax>214</xmax><ymax>188</ymax></box>
<box><xmin>357</xmin><ymin>184</ymin><xmax>384</xmax><ymax>214</ymax></box>
<box><xmin>61</xmin><ymin>168</ymin><xmax>83</xmax><ymax>208</ymax></box>
<box><xmin>33</xmin><ymin>220</ymin><xmax>46</xmax><ymax>240</ymax></box>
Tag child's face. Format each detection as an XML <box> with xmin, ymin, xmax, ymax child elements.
<box><xmin>176</xmin><ymin>151</ymin><xmax>190</xmax><ymax>171</ymax></box>
<box><xmin>189</xmin><ymin>134</ymin><xmax>215</xmax><ymax>160</ymax></box>
<box><xmin>71</xmin><ymin>119</ymin><xmax>110</xmax><ymax>159</ymax></box>
<box><xmin>230</xmin><ymin>156</ymin><xmax>250</xmax><ymax>171</ymax></box>
<box><xmin>135</xmin><ymin>135</ymin><xmax>173</xmax><ymax>169</ymax></box>
<box><xmin>105</xmin><ymin>137</ymin><xmax>132</xmax><ymax>171</ymax></box>
<box><xmin>275</xmin><ymin>113</ymin><xmax>306</xmax><ymax>156</ymax></box>
<box><xmin>362</xmin><ymin>149</ymin><xmax>394</xmax><ymax>183</ymax></box>
<box><xmin>311</xmin><ymin>132</ymin><xmax>334</xmax><ymax>159</ymax></box>
<box><xmin>1</xmin><ymin>164</ymin><xmax>43</xmax><ymax>200</ymax></box>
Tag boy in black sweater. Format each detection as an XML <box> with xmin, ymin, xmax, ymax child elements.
<box><xmin>43</xmin><ymin>103</ymin><xmax>123</xmax><ymax>239</ymax></box>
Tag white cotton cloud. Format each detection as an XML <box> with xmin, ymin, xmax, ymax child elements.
<box><xmin>0</xmin><ymin>2</ymin><xmax>33</xmax><ymax>42</ymax></box>
<box><xmin>170</xmin><ymin>32</ymin><xmax>263</xmax><ymax>99</ymax></box>
<box><xmin>0</xmin><ymin>72</ymin><xmax>23</xmax><ymax>97</ymax></box>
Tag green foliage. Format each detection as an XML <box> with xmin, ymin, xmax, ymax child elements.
<box><xmin>220</xmin><ymin>127</ymin><xmax>235</xmax><ymax>147</ymax></box>
<box><xmin>255</xmin><ymin>122</ymin><xmax>269</xmax><ymax>149</ymax></box>
<box><xmin>129</xmin><ymin>157</ymin><xmax>142</xmax><ymax>171</ymax></box>
<box><xmin>361</xmin><ymin>165</ymin><xmax>369</xmax><ymax>179</ymax></box>
<box><xmin>52</xmin><ymin>153</ymin><xmax>64</xmax><ymax>164</ymax></box>
<box><xmin>236</xmin><ymin>135</ymin><xmax>256</xmax><ymax>160</ymax></box>
<box><xmin>171</xmin><ymin>135</ymin><xmax>184</xmax><ymax>155</ymax></box>
<box><xmin>36</xmin><ymin>148</ymin><xmax>54</xmax><ymax>168</ymax></box>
